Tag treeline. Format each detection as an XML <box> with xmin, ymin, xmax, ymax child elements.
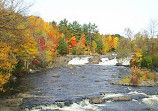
<box><xmin>0</xmin><ymin>0</ymin><xmax>120</xmax><ymax>91</ymax></box>
<box><xmin>117</xmin><ymin>31</ymin><xmax>158</xmax><ymax>85</ymax></box>
<box><xmin>57</xmin><ymin>19</ymin><xmax>119</xmax><ymax>55</ymax></box>
<box><xmin>117</xmin><ymin>28</ymin><xmax>158</xmax><ymax>70</ymax></box>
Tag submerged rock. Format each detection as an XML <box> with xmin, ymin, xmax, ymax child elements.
<box><xmin>95</xmin><ymin>80</ymin><xmax>100</xmax><ymax>82</ymax></box>
<box><xmin>53</xmin><ymin>74</ymin><xmax>60</xmax><ymax>78</ymax></box>
<box><xmin>17</xmin><ymin>93</ymin><xmax>33</xmax><ymax>98</ymax></box>
<box><xmin>68</xmin><ymin>65</ymin><xmax>74</xmax><ymax>70</ymax></box>
<box><xmin>111</xmin><ymin>96</ymin><xmax>131</xmax><ymax>101</ymax></box>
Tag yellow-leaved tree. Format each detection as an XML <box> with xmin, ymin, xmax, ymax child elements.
<box><xmin>130</xmin><ymin>47</ymin><xmax>142</xmax><ymax>67</ymax></box>
<box><xmin>113</xmin><ymin>37</ymin><xmax>119</xmax><ymax>50</ymax></box>
<box><xmin>0</xmin><ymin>42</ymin><xmax>17</xmax><ymax>91</ymax></box>
<box><xmin>92</xmin><ymin>40</ymin><xmax>97</xmax><ymax>53</ymax></box>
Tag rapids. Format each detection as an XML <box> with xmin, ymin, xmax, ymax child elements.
<box><xmin>2</xmin><ymin>56</ymin><xmax>158</xmax><ymax>111</ymax></box>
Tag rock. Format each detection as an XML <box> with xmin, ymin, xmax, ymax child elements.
<box><xmin>105</xmin><ymin>79</ymin><xmax>111</xmax><ymax>83</ymax></box>
<box><xmin>17</xmin><ymin>93</ymin><xmax>33</xmax><ymax>98</ymax></box>
<box><xmin>118</xmin><ymin>74</ymin><xmax>122</xmax><ymax>78</ymax></box>
<box><xmin>111</xmin><ymin>96</ymin><xmax>131</xmax><ymax>101</ymax></box>
<box><xmin>34</xmin><ymin>88</ymin><xmax>43</xmax><ymax>90</ymax></box>
<box><xmin>90</xmin><ymin>97</ymin><xmax>104</xmax><ymax>104</ymax></box>
<box><xmin>64</xmin><ymin>100</ymin><xmax>73</xmax><ymax>106</ymax></box>
<box><xmin>68</xmin><ymin>65</ymin><xmax>74</xmax><ymax>70</ymax></box>
<box><xmin>108</xmin><ymin>55</ymin><xmax>114</xmax><ymax>60</ymax></box>
<box><xmin>81</xmin><ymin>76</ymin><xmax>85</xmax><ymax>78</ymax></box>
<box><xmin>116</xmin><ymin>63</ymin><xmax>122</xmax><ymax>66</ymax></box>
<box><xmin>138</xmin><ymin>80</ymin><xmax>157</xmax><ymax>87</ymax></box>
<box><xmin>112</xmin><ymin>75</ymin><xmax>116</xmax><ymax>78</ymax></box>
<box><xmin>10</xmin><ymin>76</ymin><xmax>17</xmax><ymax>82</ymax></box>
<box><xmin>0</xmin><ymin>98</ymin><xmax>23</xmax><ymax>107</ymax></box>
<box><xmin>90</xmin><ymin>61</ymin><xmax>99</xmax><ymax>64</ymax></box>
<box><xmin>0</xmin><ymin>105</ymin><xmax>20</xmax><ymax>111</ymax></box>
<box><xmin>53</xmin><ymin>74</ymin><xmax>60</xmax><ymax>77</ymax></box>
<box><xmin>95</xmin><ymin>80</ymin><xmax>100</xmax><ymax>82</ymax></box>
<box><xmin>114</xmin><ymin>80</ymin><xmax>157</xmax><ymax>87</ymax></box>
<box><xmin>88</xmin><ymin>56</ymin><xmax>100</xmax><ymax>64</ymax></box>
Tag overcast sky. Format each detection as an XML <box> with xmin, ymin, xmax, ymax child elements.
<box><xmin>28</xmin><ymin>0</ymin><xmax>158</xmax><ymax>35</ymax></box>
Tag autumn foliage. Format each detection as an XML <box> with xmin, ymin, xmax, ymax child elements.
<box><xmin>0</xmin><ymin>0</ymin><xmax>121</xmax><ymax>91</ymax></box>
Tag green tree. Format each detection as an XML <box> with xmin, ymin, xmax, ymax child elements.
<box><xmin>58</xmin><ymin>37</ymin><xmax>68</xmax><ymax>55</ymax></box>
<box><xmin>96</xmin><ymin>40</ymin><xmax>102</xmax><ymax>54</ymax></box>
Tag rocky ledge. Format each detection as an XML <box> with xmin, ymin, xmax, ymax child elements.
<box><xmin>89</xmin><ymin>95</ymin><xmax>131</xmax><ymax>104</ymax></box>
<box><xmin>112</xmin><ymin>80</ymin><xmax>158</xmax><ymax>87</ymax></box>
<box><xmin>0</xmin><ymin>93</ymin><xmax>33</xmax><ymax>111</ymax></box>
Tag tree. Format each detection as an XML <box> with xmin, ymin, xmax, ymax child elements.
<box><xmin>130</xmin><ymin>48</ymin><xmax>142</xmax><ymax>67</ymax></box>
<box><xmin>58</xmin><ymin>37</ymin><xmax>68</xmax><ymax>55</ymax></box>
<box><xmin>113</xmin><ymin>37</ymin><xmax>119</xmax><ymax>50</ymax></box>
<box><xmin>116</xmin><ymin>37</ymin><xmax>131</xmax><ymax>59</ymax></box>
<box><xmin>96</xmin><ymin>40</ymin><xmax>102</xmax><ymax>54</ymax></box>
<box><xmin>147</xmin><ymin>18</ymin><xmax>158</xmax><ymax>38</ymax></box>
<box><xmin>59</xmin><ymin>18</ymin><xmax>72</xmax><ymax>40</ymax></box>
<box><xmin>0</xmin><ymin>0</ymin><xmax>34</xmax><ymax>91</ymax></box>
<box><xmin>124</xmin><ymin>28</ymin><xmax>133</xmax><ymax>40</ymax></box>
<box><xmin>69</xmin><ymin>21</ymin><xmax>82</xmax><ymax>40</ymax></box>
<box><xmin>92</xmin><ymin>40</ymin><xmax>97</xmax><ymax>53</ymax></box>
<box><xmin>76</xmin><ymin>33</ymin><xmax>86</xmax><ymax>55</ymax></box>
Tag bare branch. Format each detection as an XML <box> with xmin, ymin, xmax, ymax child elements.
<box><xmin>147</xmin><ymin>18</ymin><xmax>158</xmax><ymax>38</ymax></box>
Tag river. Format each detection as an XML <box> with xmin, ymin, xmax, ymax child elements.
<box><xmin>1</xmin><ymin>56</ymin><xmax>158</xmax><ymax>111</ymax></box>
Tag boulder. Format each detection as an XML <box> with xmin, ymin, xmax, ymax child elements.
<box><xmin>90</xmin><ymin>97</ymin><xmax>104</xmax><ymax>104</ymax></box>
<box><xmin>108</xmin><ymin>55</ymin><xmax>114</xmax><ymax>60</ymax></box>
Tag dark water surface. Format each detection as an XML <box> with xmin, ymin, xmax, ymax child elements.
<box><xmin>2</xmin><ymin>63</ymin><xmax>158</xmax><ymax>111</ymax></box>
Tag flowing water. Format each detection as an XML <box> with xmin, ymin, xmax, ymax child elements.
<box><xmin>2</xmin><ymin>56</ymin><xmax>158</xmax><ymax>111</ymax></box>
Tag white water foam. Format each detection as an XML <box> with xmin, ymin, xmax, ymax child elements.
<box><xmin>99</xmin><ymin>58</ymin><xmax>118</xmax><ymax>65</ymax></box>
<box><xmin>128</xmin><ymin>91</ymin><xmax>148</xmax><ymax>96</ymax></box>
<box><xmin>117</xmin><ymin>57</ymin><xmax>131</xmax><ymax>66</ymax></box>
<box><xmin>101</xmin><ymin>93</ymin><xmax>124</xmax><ymax>99</ymax></box>
<box><xmin>68</xmin><ymin>57</ymin><xmax>91</xmax><ymax>65</ymax></box>
<box><xmin>27</xmin><ymin>99</ymin><xmax>101</xmax><ymax>111</ymax></box>
<box><xmin>98</xmin><ymin>57</ymin><xmax>130</xmax><ymax>66</ymax></box>
<box><xmin>142</xmin><ymin>95</ymin><xmax>158</xmax><ymax>109</ymax></box>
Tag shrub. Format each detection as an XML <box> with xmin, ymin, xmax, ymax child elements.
<box><xmin>152</xmin><ymin>55</ymin><xmax>158</xmax><ymax>68</ymax></box>
<box><xmin>130</xmin><ymin>75</ymin><xmax>138</xmax><ymax>84</ymax></box>
<box><xmin>141</xmin><ymin>56</ymin><xmax>152</xmax><ymax>68</ymax></box>
<box><xmin>119</xmin><ymin>76</ymin><xmax>130</xmax><ymax>84</ymax></box>
<box><xmin>146</xmin><ymin>72</ymin><xmax>157</xmax><ymax>81</ymax></box>
<box><xmin>120</xmin><ymin>66</ymin><xmax>157</xmax><ymax>85</ymax></box>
